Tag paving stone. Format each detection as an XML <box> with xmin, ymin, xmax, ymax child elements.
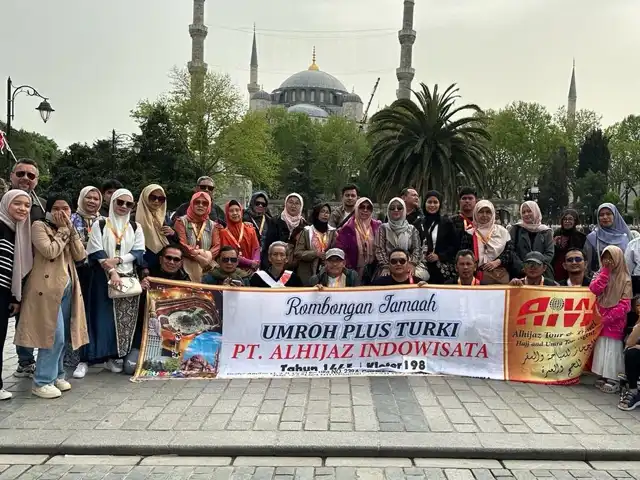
<box><xmin>416</xmin><ymin>461</ymin><xmax>501</xmax><ymax>469</ymax></box>
<box><xmin>445</xmin><ymin>469</ymin><xmax>476</xmax><ymax>480</ymax></box>
<box><xmin>503</xmin><ymin>462</ymin><xmax>590</xmax><ymax>471</ymax></box>
<box><xmin>46</xmin><ymin>455</ymin><xmax>142</xmax><ymax>465</ymax></box>
<box><xmin>590</xmin><ymin>463</ymin><xmax>640</xmax><ymax>471</ymax></box>
<box><xmin>140</xmin><ymin>456</ymin><xmax>232</xmax><ymax>466</ymax></box>
<box><xmin>0</xmin><ymin>455</ymin><xmax>48</xmax><ymax>465</ymax></box>
<box><xmin>472</xmin><ymin>468</ymin><xmax>497</xmax><ymax>480</ymax></box>
<box><xmin>492</xmin><ymin>470</ymin><xmax>515</xmax><ymax>477</ymax></box>
<box><xmin>326</xmin><ymin>458</ymin><xmax>411</xmax><ymax>467</ymax></box>
<box><xmin>234</xmin><ymin>457</ymin><xmax>322</xmax><ymax>467</ymax></box>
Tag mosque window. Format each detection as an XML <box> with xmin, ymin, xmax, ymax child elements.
<box><xmin>291</xmin><ymin>90</ymin><xmax>296</xmax><ymax>102</ymax></box>
<box><xmin>300</xmin><ymin>90</ymin><xmax>305</xmax><ymax>101</ymax></box>
<box><xmin>310</xmin><ymin>90</ymin><xmax>316</xmax><ymax>102</ymax></box>
<box><xmin>320</xmin><ymin>91</ymin><xmax>325</xmax><ymax>103</ymax></box>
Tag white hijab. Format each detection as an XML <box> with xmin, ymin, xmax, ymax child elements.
<box><xmin>87</xmin><ymin>188</ymin><xmax>139</xmax><ymax>272</ymax></box>
<box><xmin>0</xmin><ymin>190</ymin><xmax>33</xmax><ymax>301</ymax></box>
<box><xmin>471</xmin><ymin>200</ymin><xmax>511</xmax><ymax>265</ymax></box>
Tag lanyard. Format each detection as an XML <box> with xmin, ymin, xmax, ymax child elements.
<box><xmin>315</xmin><ymin>229</ymin><xmax>328</xmax><ymax>251</ymax></box>
<box><xmin>107</xmin><ymin>219</ymin><xmax>128</xmax><ymax>247</ymax></box>
<box><xmin>227</xmin><ymin>224</ymin><xmax>246</xmax><ymax>251</ymax></box>
<box><xmin>190</xmin><ymin>221</ymin><xmax>207</xmax><ymax>246</ymax></box>
<box><xmin>475</xmin><ymin>226</ymin><xmax>495</xmax><ymax>247</ymax></box>
<box><xmin>355</xmin><ymin>221</ymin><xmax>371</xmax><ymax>244</ymax></box>
<box><xmin>524</xmin><ymin>277</ymin><xmax>544</xmax><ymax>286</ymax></box>
<box><xmin>461</xmin><ymin>214</ymin><xmax>472</xmax><ymax>231</ymax></box>
<box><xmin>458</xmin><ymin>277</ymin><xmax>479</xmax><ymax>286</ymax></box>
<box><xmin>257</xmin><ymin>216</ymin><xmax>265</xmax><ymax>235</ymax></box>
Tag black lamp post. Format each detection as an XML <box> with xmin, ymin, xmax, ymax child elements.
<box><xmin>111</xmin><ymin>129</ymin><xmax>140</xmax><ymax>174</ymax></box>
<box><xmin>5</xmin><ymin>77</ymin><xmax>54</xmax><ymax>169</ymax></box>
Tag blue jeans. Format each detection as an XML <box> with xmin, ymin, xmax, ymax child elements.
<box><xmin>14</xmin><ymin>313</ymin><xmax>35</xmax><ymax>366</ymax></box>
<box><xmin>34</xmin><ymin>281</ymin><xmax>72</xmax><ymax>387</ymax></box>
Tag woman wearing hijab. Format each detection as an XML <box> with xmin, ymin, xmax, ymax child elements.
<box><xmin>336</xmin><ymin>197</ymin><xmax>381</xmax><ymax>284</ymax></box>
<box><xmin>414</xmin><ymin>190</ymin><xmax>458</xmax><ymax>284</ymax></box>
<box><xmin>374</xmin><ymin>198</ymin><xmax>421</xmax><ymax>278</ymax></box>
<box><xmin>0</xmin><ymin>190</ymin><xmax>32</xmax><ymax>401</ymax></box>
<box><xmin>136</xmin><ymin>184</ymin><xmax>176</xmax><ymax>270</ymax></box>
<box><xmin>220</xmin><ymin>200</ymin><xmax>261</xmax><ymax>272</ymax></box>
<box><xmin>552</xmin><ymin>209</ymin><xmax>587</xmax><ymax>282</ymax></box>
<box><xmin>585</xmin><ymin>203</ymin><xmax>632</xmax><ymax>274</ymax></box>
<box><xmin>16</xmin><ymin>194</ymin><xmax>88</xmax><ymax>399</ymax></box>
<box><xmin>510</xmin><ymin>201</ymin><xmax>555</xmax><ymax>281</ymax></box>
<box><xmin>261</xmin><ymin>193</ymin><xmax>306</xmax><ymax>268</ymax></box>
<box><xmin>589</xmin><ymin>245</ymin><xmax>632</xmax><ymax>394</ymax></box>
<box><xmin>85</xmin><ymin>189</ymin><xmax>145</xmax><ymax>374</ymax></box>
<box><xmin>174</xmin><ymin>191</ymin><xmax>221</xmax><ymax>282</ymax></box>
<box><xmin>71</xmin><ymin>186</ymin><xmax>102</xmax><ymax>248</ymax></box>
<box><xmin>244</xmin><ymin>191</ymin><xmax>271</xmax><ymax>244</ymax></box>
<box><xmin>294</xmin><ymin>203</ymin><xmax>337</xmax><ymax>285</ymax></box>
<box><xmin>460</xmin><ymin>200</ymin><xmax>513</xmax><ymax>284</ymax></box>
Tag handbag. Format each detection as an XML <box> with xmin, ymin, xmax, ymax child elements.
<box><xmin>108</xmin><ymin>275</ymin><xmax>142</xmax><ymax>299</ymax></box>
<box><xmin>482</xmin><ymin>266</ymin><xmax>510</xmax><ymax>285</ymax></box>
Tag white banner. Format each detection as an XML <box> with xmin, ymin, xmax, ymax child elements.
<box><xmin>219</xmin><ymin>286</ymin><xmax>506</xmax><ymax>379</ymax></box>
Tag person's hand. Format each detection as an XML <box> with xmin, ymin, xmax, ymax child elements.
<box><xmin>417</xmin><ymin>281</ymin><xmax>428</xmax><ymax>287</ymax></box>
<box><xmin>9</xmin><ymin>303</ymin><xmax>20</xmax><ymax>316</ymax></box>
<box><xmin>510</xmin><ymin>278</ymin><xmax>524</xmax><ymax>287</ymax></box>
<box><xmin>102</xmin><ymin>258</ymin><xmax>119</xmax><ymax>270</ymax></box>
<box><xmin>602</xmin><ymin>258</ymin><xmax>613</xmax><ymax>268</ymax></box>
<box><xmin>426</xmin><ymin>253</ymin><xmax>439</xmax><ymax>263</ymax></box>
<box><xmin>109</xmin><ymin>272</ymin><xmax>123</xmax><ymax>289</ymax></box>
<box><xmin>161</xmin><ymin>226</ymin><xmax>174</xmax><ymax>237</ymax></box>
<box><xmin>315</xmin><ymin>284</ymin><xmax>324</xmax><ymax>290</ymax></box>
<box><xmin>553</xmin><ymin>236</ymin><xmax>561</xmax><ymax>244</ymax></box>
<box><xmin>196</xmin><ymin>255</ymin><xmax>211</xmax><ymax>267</ymax></box>
<box><xmin>140</xmin><ymin>278</ymin><xmax>150</xmax><ymax>290</ymax></box>
<box><xmin>52</xmin><ymin>211</ymin><xmax>67</xmax><ymax>228</ymax></box>
<box><xmin>483</xmin><ymin>260</ymin><xmax>501</xmax><ymax>271</ymax></box>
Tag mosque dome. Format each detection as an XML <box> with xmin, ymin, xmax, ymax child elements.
<box><xmin>251</xmin><ymin>90</ymin><xmax>271</xmax><ymax>101</ymax></box>
<box><xmin>278</xmin><ymin>48</ymin><xmax>347</xmax><ymax>92</ymax></box>
<box><xmin>343</xmin><ymin>91</ymin><xmax>362</xmax><ymax>103</ymax></box>
<box><xmin>287</xmin><ymin>103</ymin><xmax>329</xmax><ymax>118</ymax></box>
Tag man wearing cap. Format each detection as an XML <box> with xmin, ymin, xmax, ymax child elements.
<box><xmin>509</xmin><ymin>251</ymin><xmax>557</xmax><ymax>286</ymax></box>
<box><xmin>310</xmin><ymin>248</ymin><xmax>360</xmax><ymax>288</ymax></box>
<box><xmin>171</xmin><ymin>176</ymin><xmax>226</xmax><ymax>226</ymax></box>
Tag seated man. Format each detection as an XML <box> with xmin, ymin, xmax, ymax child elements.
<box><xmin>445</xmin><ymin>249</ymin><xmax>485</xmax><ymax>286</ymax></box>
<box><xmin>558</xmin><ymin>248</ymin><xmax>591</xmax><ymax>286</ymax></box>
<box><xmin>509</xmin><ymin>251</ymin><xmax>557</xmax><ymax>287</ymax></box>
<box><xmin>141</xmin><ymin>244</ymin><xmax>190</xmax><ymax>285</ymax></box>
<box><xmin>372</xmin><ymin>248</ymin><xmax>426</xmax><ymax>286</ymax></box>
<box><xmin>310</xmin><ymin>248</ymin><xmax>360</xmax><ymax>288</ymax></box>
<box><xmin>202</xmin><ymin>246</ymin><xmax>251</xmax><ymax>286</ymax></box>
<box><xmin>250</xmin><ymin>241</ymin><xmax>304</xmax><ymax>288</ymax></box>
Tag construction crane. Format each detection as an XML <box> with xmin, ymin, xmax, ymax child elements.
<box><xmin>359</xmin><ymin>77</ymin><xmax>380</xmax><ymax>131</ymax></box>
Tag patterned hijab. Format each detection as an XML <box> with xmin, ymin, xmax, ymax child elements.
<box><xmin>76</xmin><ymin>186</ymin><xmax>102</xmax><ymax>222</ymax></box>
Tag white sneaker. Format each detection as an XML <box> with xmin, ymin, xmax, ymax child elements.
<box><xmin>54</xmin><ymin>379</ymin><xmax>71</xmax><ymax>392</ymax></box>
<box><xmin>32</xmin><ymin>384</ymin><xmax>62</xmax><ymax>399</ymax></box>
<box><xmin>0</xmin><ymin>389</ymin><xmax>12</xmax><ymax>400</ymax></box>
<box><xmin>73</xmin><ymin>362</ymin><xmax>88</xmax><ymax>379</ymax></box>
<box><xmin>105</xmin><ymin>359</ymin><xmax>123</xmax><ymax>373</ymax></box>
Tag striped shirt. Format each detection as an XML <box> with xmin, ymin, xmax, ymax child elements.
<box><xmin>0</xmin><ymin>222</ymin><xmax>15</xmax><ymax>293</ymax></box>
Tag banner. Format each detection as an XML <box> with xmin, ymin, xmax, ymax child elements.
<box><xmin>134</xmin><ymin>279</ymin><xmax>601</xmax><ymax>384</ymax></box>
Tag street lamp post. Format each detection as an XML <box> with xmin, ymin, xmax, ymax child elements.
<box><xmin>5</xmin><ymin>77</ymin><xmax>54</xmax><ymax>170</ymax></box>
<box><xmin>111</xmin><ymin>129</ymin><xmax>140</xmax><ymax>174</ymax></box>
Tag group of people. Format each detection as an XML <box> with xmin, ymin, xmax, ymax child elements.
<box><xmin>1</xmin><ymin>159</ymin><xmax>640</xmax><ymax>412</ymax></box>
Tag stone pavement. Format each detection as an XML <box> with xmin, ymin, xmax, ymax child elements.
<box><xmin>3</xmin><ymin>456</ymin><xmax>640</xmax><ymax>480</ymax></box>
<box><xmin>3</xmin><ymin>319</ymin><xmax>640</xmax><ymax>460</ymax></box>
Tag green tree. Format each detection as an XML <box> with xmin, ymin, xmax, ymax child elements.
<box><xmin>483</xmin><ymin>102</ymin><xmax>564</xmax><ymax>200</ymax></box>
<box><xmin>0</xmin><ymin>121</ymin><xmax>59</xmax><ymax>179</ymax></box>
<box><xmin>537</xmin><ymin>146</ymin><xmax>569</xmax><ymax>221</ymax></box>
<box><xmin>49</xmin><ymin>141</ymin><xmax>114</xmax><ymax>198</ymax></box>
<box><xmin>607</xmin><ymin>114</ymin><xmax>640</xmax><ymax>212</ymax></box>
<box><xmin>576</xmin><ymin>129</ymin><xmax>610</xmax><ymax>179</ymax></box>
<box><xmin>367</xmin><ymin>83</ymin><xmax>489</xmax><ymax>204</ymax></box>
<box><xmin>574</xmin><ymin>171</ymin><xmax>608</xmax><ymax>223</ymax></box>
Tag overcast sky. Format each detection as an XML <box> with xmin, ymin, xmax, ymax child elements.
<box><xmin>3</xmin><ymin>0</ymin><xmax>638</xmax><ymax>149</ymax></box>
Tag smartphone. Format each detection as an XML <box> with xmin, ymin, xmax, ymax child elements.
<box><xmin>230</xmin><ymin>280</ymin><xmax>243</xmax><ymax>286</ymax></box>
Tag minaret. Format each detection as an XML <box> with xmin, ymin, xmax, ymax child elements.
<box><xmin>568</xmin><ymin>59</ymin><xmax>577</xmax><ymax>125</ymax></box>
<box><xmin>396</xmin><ymin>0</ymin><xmax>416</xmax><ymax>100</ymax></box>
<box><xmin>248</xmin><ymin>25</ymin><xmax>260</xmax><ymax>97</ymax></box>
<box><xmin>188</xmin><ymin>0</ymin><xmax>208</xmax><ymax>95</ymax></box>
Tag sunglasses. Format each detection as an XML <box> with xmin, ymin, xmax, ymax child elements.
<box><xmin>565</xmin><ymin>256</ymin><xmax>584</xmax><ymax>263</ymax></box>
<box><xmin>390</xmin><ymin>258</ymin><xmax>407</xmax><ymax>265</ymax></box>
<box><xmin>524</xmin><ymin>261</ymin><xmax>543</xmax><ymax>268</ymax></box>
<box><xmin>198</xmin><ymin>185</ymin><xmax>215</xmax><ymax>192</ymax></box>
<box><xmin>115</xmin><ymin>199</ymin><xmax>135</xmax><ymax>208</ymax></box>
<box><xmin>163</xmin><ymin>255</ymin><xmax>182</xmax><ymax>263</ymax></box>
<box><xmin>220</xmin><ymin>257</ymin><xmax>238</xmax><ymax>263</ymax></box>
<box><xmin>255</xmin><ymin>201</ymin><xmax>267</xmax><ymax>207</ymax></box>
<box><xmin>194</xmin><ymin>200</ymin><xmax>209</xmax><ymax>207</ymax></box>
<box><xmin>389</xmin><ymin>206</ymin><xmax>403</xmax><ymax>212</ymax></box>
<box><xmin>15</xmin><ymin>170</ymin><xmax>36</xmax><ymax>180</ymax></box>
<box><xmin>149</xmin><ymin>194</ymin><xmax>166</xmax><ymax>203</ymax></box>
<box><xmin>358</xmin><ymin>204</ymin><xmax>373</xmax><ymax>211</ymax></box>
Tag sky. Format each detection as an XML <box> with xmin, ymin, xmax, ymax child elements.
<box><xmin>2</xmin><ymin>0</ymin><xmax>638</xmax><ymax>150</ymax></box>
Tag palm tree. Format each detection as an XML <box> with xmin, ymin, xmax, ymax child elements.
<box><xmin>367</xmin><ymin>83</ymin><xmax>490</xmax><ymax>207</ymax></box>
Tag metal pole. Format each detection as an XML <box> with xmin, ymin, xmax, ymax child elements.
<box><xmin>6</xmin><ymin>77</ymin><xmax>12</xmax><ymax>171</ymax></box>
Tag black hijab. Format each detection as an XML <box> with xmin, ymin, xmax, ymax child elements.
<box><xmin>422</xmin><ymin>190</ymin><xmax>442</xmax><ymax>230</ymax></box>
<box><xmin>45</xmin><ymin>193</ymin><xmax>72</xmax><ymax>231</ymax></box>
<box><xmin>311</xmin><ymin>203</ymin><xmax>331</xmax><ymax>234</ymax></box>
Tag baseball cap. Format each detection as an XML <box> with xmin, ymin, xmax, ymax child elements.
<box><xmin>325</xmin><ymin>248</ymin><xmax>345</xmax><ymax>260</ymax></box>
<box><xmin>524</xmin><ymin>251</ymin><xmax>545</xmax><ymax>265</ymax></box>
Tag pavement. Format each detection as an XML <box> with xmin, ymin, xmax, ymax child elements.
<box><xmin>3</xmin><ymin>319</ymin><xmax>640</xmax><ymax>461</ymax></box>
<box><xmin>2</xmin><ymin>456</ymin><xmax>640</xmax><ymax>480</ymax></box>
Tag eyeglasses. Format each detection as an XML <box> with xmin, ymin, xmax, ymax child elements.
<box><xmin>565</xmin><ymin>257</ymin><xmax>584</xmax><ymax>263</ymax></box>
<box><xmin>255</xmin><ymin>201</ymin><xmax>267</xmax><ymax>207</ymax></box>
<box><xmin>358</xmin><ymin>204</ymin><xmax>373</xmax><ymax>211</ymax></box>
<box><xmin>115</xmin><ymin>199</ymin><xmax>135</xmax><ymax>208</ymax></box>
<box><xmin>14</xmin><ymin>171</ymin><xmax>36</xmax><ymax>180</ymax></box>
<box><xmin>163</xmin><ymin>255</ymin><xmax>182</xmax><ymax>263</ymax></box>
<box><xmin>220</xmin><ymin>257</ymin><xmax>238</xmax><ymax>263</ymax></box>
<box><xmin>194</xmin><ymin>200</ymin><xmax>209</xmax><ymax>207</ymax></box>
<box><xmin>390</xmin><ymin>258</ymin><xmax>407</xmax><ymax>265</ymax></box>
<box><xmin>198</xmin><ymin>185</ymin><xmax>215</xmax><ymax>192</ymax></box>
<box><xmin>149</xmin><ymin>194</ymin><xmax>166</xmax><ymax>203</ymax></box>
<box><xmin>389</xmin><ymin>206</ymin><xmax>403</xmax><ymax>212</ymax></box>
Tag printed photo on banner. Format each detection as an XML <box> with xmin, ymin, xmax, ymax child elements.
<box><xmin>135</xmin><ymin>280</ymin><xmax>223</xmax><ymax>379</ymax></box>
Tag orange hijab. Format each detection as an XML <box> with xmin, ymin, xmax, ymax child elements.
<box><xmin>220</xmin><ymin>200</ymin><xmax>259</xmax><ymax>258</ymax></box>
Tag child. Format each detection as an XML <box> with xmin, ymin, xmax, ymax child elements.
<box><xmin>590</xmin><ymin>245</ymin><xmax>633</xmax><ymax>394</ymax></box>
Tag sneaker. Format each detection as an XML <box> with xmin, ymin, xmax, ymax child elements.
<box><xmin>32</xmin><ymin>384</ymin><xmax>62</xmax><ymax>399</ymax></box>
<box><xmin>618</xmin><ymin>390</ymin><xmax>640</xmax><ymax>411</ymax></box>
<box><xmin>14</xmin><ymin>363</ymin><xmax>35</xmax><ymax>378</ymax></box>
<box><xmin>0</xmin><ymin>389</ymin><xmax>12</xmax><ymax>400</ymax></box>
<box><xmin>73</xmin><ymin>362</ymin><xmax>88</xmax><ymax>379</ymax></box>
<box><xmin>54</xmin><ymin>379</ymin><xmax>71</xmax><ymax>392</ymax></box>
<box><xmin>105</xmin><ymin>359</ymin><xmax>123</xmax><ymax>373</ymax></box>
